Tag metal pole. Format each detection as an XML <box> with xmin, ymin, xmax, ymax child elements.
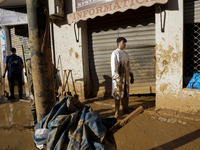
<box><xmin>50</xmin><ymin>21</ymin><xmax>56</xmax><ymax>67</ymax></box>
<box><xmin>26</xmin><ymin>0</ymin><xmax>56</xmax><ymax>122</ymax></box>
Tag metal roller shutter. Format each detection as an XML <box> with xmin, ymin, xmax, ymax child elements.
<box><xmin>88</xmin><ymin>7</ymin><xmax>156</xmax><ymax>97</ymax></box>
<box><xmin>184</xmin><ymin>0</ymin><xmax>200</xmax><ymax>24</ymax></box>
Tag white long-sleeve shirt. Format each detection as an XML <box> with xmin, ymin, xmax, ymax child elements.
<box><xmin>111</xmin><ymin>48</ymin><xmax>132</xmax><ymax>98</ymax></box>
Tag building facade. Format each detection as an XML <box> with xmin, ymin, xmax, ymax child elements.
<box><xmin>0</xmin><ymin>3</ymin><xmax>29</xmax><ymax>93</ymax></box>
<box><xmin>156</xmin><ymin>0</ymin><xmax>200</xmax><ymax>112</ymax></box>
<box><xmin>1</xmin><ymin>0</ymin><xmax>200</xmax><ymax>113</ymax></box>
<box><xmin>51</xmin><ymin>0</ymin><xmax>200</xmax><ymax>112</ymax></box>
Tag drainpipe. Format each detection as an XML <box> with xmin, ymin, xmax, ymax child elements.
<box><xmin>26</xmin><ymin>0</ymin><xmax>56</xmax><ymax>122</ymax></box>
<box><xmin>50</xmin><ymin>21</ymin><xmax>56</xmax><ymax>66</ymax></box>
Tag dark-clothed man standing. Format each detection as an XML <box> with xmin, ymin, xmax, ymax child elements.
<box><xmin>111</xmin><ymin>37</ymin><xmax>134</xmax><ymax>118</ymax></box>
<box><xmin>2</xmin><ymin>47</ymin><xmax>23</xmax><ymax>99</ymax></box>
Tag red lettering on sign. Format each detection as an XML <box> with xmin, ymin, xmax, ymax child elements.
<box><xmin>77</xmin><ymin>12</ymin><xmax>82</xmax><ymax>19</ymax></box>
<box><xmin>122</xmin><ymin>0</ymin><xmax>130</xmax><ymax>8</ymax></box>
<box><xmin>113</xmin><ymin>2</ymin><xmax>121</xmax><ymax>10</ymax></box>
<box><xmin>130</xmin><ymin>0</ymin><xmax>135</xmax><ymax>7</ymax></box>
<box><xmin>103</xmin><ymin>3</ymin><xmax>112</xmax><ymax>12</ymax></box>
<box><xmin>89</xmin><ymin>8</ymin><xmax>95</xmax><ymax>15</ymax></box>
<box><xmin>136</xmin><ymin>0</ymin><xmax>145</xmax><ymax>4</ymax></box>
<box><xmin>96</xmin><ymin>6</ymin><xmax>103</xmax><ymax>14</ymax></box>
<box><xmin>147</xmin><ymin>0</ymin><xmax>155</xmax><ymax>2</ymax></box>
<box><xmin>73</xmin><ymin>13</ymin><xmax>76</xmax><ymax>20</ymax></box>
<box><xmin>83</xmin><ymin>10</ymin><xmax>88</xmax><ymax>17</ymax></box>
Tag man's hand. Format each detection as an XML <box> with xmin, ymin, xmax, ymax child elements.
<box><xmin>130</xmin><ymin>72</ymin><xmax>134</xmax><ymax>84</ymax></box>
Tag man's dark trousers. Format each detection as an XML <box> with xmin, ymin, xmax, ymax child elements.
<box><xmin>8</xmin><ymin>73</ymin><xmax>23</xmax><ymax>98</ymax></box>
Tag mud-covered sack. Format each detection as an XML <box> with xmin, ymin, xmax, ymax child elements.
<box><xmin>187</xmin><ymin>73</ymin><xmax>200</xmax><ymax>89</ymax></box>
<box><xmin>34</xmin><ymin>128</ymin><xmax>51</xmax><ymax>149</ymax></box>
<box><xmin>34</xmin><ymin>96</ymin><xmax>117</xmax><ymax>150</ymax></box>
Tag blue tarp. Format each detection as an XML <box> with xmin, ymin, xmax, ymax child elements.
<box><xmin>34</xmin><ymin>96</ymin><xmax>117</xmax><ymax>150</ymax></box>
<box><xmin>187</xmin><ymin>73</ymin><xmax>200</xmax><ymax>89</ymax></box>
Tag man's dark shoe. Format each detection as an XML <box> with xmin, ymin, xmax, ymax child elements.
<box><xmin>8</xmin><ymin>96</ymin><xmax>16</xmax><ymax>100</ymax></box>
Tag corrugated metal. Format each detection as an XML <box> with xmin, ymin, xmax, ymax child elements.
<box><xmin>88</xmin><ymin>7</ymin><xmax>155</xmax><ymax>97</ymax></box>
<box><xmin>184</xmin><ymin>0</ymin><xmax>200</xmax><ymax>24</ymax></box>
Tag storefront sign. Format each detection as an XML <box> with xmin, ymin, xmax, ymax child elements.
<box><xmin>76</xmin><ymin>0</ymin><xmax>115</xmax><ymax>11</ymax></box>
<box><xmin>68</xmin><ymin>0</ymin><xmax>168</xmax><ymax>24</ymax></box>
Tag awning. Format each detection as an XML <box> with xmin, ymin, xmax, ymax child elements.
<box><xmin>0</xmin><ymin>8</ymin><xmax>27</xmax><ymax>26</ymax></box>
<box><xmin>67</xmin><ymin>0</ymin><xmax>168</xmax><ymax>24</ymax></box>
<box><xmin>0</xmin><ymin>0</ymin><xmax>26</xmax><ymax>8</ymax></box>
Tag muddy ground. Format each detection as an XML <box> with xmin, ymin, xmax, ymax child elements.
<box><xmin>0</xmin><ymin>90</ymin><xmax>200</xmax><ymax>150</ymax></box>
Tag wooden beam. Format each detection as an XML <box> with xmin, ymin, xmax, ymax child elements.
<box><xmin>109</xmin><ymin>106</ymin><xmax>143</xmax><ymax>134</ymax></box>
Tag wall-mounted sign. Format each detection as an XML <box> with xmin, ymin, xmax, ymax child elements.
<box><xmin>76</xmin><ymin>0</ymin><xmax>115</xmax><ymax>11</ymax></box>
<box><xmin>68</xmin><ymin>0</ymin><xmax>168</xmax><ymax>24</ymax></box>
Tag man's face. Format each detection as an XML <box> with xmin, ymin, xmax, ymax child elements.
<box><xmin>118</xmin><ymin>40</ymin><xmax>126</xmax><ymax>50</ymax></box>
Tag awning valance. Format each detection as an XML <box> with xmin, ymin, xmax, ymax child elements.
<box><xmin>67</xmin><ymin>0</ymin><xmax>168</xmax><ymax>24</ymax></box>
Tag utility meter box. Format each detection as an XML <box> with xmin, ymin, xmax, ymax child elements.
<box><xmin>49</xmin><ymin>0</ymin><xmax>64</xmax><ymax>20</ymax></box>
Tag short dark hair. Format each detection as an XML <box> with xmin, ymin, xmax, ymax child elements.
<box><xmin>116</xmin><ymin>37</ymin><xmax>127</xmax><ymax>44</ymax></box>
<box><xmin>10</xmin><ymin>47</ymin><xmax>16</xmax><ymax>53</ymax></box>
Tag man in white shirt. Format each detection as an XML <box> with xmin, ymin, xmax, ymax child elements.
<box><xmin>111</xmin><ymin>37</ymin><xmax>134</xmax><ymax>118</ymax></box>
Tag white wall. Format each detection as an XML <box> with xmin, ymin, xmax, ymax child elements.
<box><xmin>53</xmin><ymin>21</ymin><xmax>90</xmax><ymax>99</ymax></box>
<box><xmin>52</xmin><ymin>0</ymin><xmax>91</xmax><ymax>99</ymax></box>
<box><xmin>156</xmin><ymin>0</ymin><xmax>200</xmax><ymax>113</ymax></box>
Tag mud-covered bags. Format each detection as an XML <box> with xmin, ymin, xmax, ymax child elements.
<box><xmin>187</xmin><ymin>73</ymin><xmax>200</xmax><ymax>89</ymax></box>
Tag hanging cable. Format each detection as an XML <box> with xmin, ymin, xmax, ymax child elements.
<box><xmin>74</xmin><ymin>23</ymin><xmax>79</xmax><ymax>42</ymax></box>
<box><xmin>158</xmin><ymin>5</ymin><xmax>166</xmax><ymax>33</ymax></box>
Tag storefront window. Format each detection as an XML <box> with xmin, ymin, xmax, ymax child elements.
<box><xmin>183</xmin><ymin>0</ymin><xmax>200</xmax><ymax>88</ymax></box>
<box><xmin>183</xmin><ymin>23</ymin><xmax>200</xmax><ymax>87</ymax></box>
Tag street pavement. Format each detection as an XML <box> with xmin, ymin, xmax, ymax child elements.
<box><xmin>0</xmin><ymin>95</ymin><xmax>200</xmax><ymax>150</ymax></box>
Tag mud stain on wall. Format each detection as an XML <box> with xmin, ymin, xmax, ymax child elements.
<box><xmin>75</xmin><ymin>52</ymin><xmax>79</xmax><ymax>59</ymax></box>
<box><xmin>168</xmin><ymin>45</ymin><xmax>174</xmax><ymax>54</ymax></box>
<box><xmin>172</xmin><ymin>51</ymin><xmax>182</xmax><ymax>63</ymax></box>
<box><xmin>69</xmin><ymin>48</ymin><xmax>73</xmax><ymax>56</ymax></box>
<box><xmin>156</xmin><ymin>44</ymin><xmax>174</xmax><ymax>62</ymax></box>
<box><xmin>162</xmin><ymin>60</ymin><xmax>168</xmax><ymax>66</ymax></box>
<box><xmin>159</xmin><ymin>84</ymin><xmax>168</xmax><ymax>92</ymax></box>
<box><xmin>158</xmin><ymin>66</ymin><xmax>168</xmax><ymax>78</ymax></box>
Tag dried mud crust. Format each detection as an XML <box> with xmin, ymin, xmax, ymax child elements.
<box><xmin>145</xmin><ymin>108</ymin><xmax>200</xmax><ymax>122</ymax></box>
<box><xmin>83</xmin><ymin>96</ymin><xmax>200</xmax><ymax>122</ymax></box>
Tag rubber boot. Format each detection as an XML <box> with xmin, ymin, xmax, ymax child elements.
<box><xmin>31</xmin><ymin>110</ymin><xmax>37</xmax><ymax>126</ymax></box>
<box><xmin>115</xmin><ymin>99</ymin><xmax>120</xmax><ymax>118</ymax></box>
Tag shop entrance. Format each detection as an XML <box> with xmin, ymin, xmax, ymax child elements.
<box><xmin>88</xmin><ymin>6</ymin><xmax>156</xmax><ymax>97</ymax></box>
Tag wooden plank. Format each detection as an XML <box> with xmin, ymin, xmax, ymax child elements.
<box><xmin>109</xmin><ymin>106</ymin><xmax>143</xmax><ymax>134</ymax></box>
